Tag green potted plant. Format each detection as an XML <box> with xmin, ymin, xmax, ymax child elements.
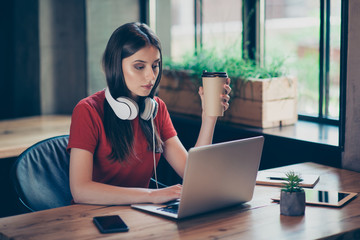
<box><xmin>159</xmin><ymin>46</ymin><xmax>297</xmax><ymax>128</ymax></box>
<box><xmin>280</xmin><ymin>171</ymin><xmax>306</xmax><ymax>216</ymax></box>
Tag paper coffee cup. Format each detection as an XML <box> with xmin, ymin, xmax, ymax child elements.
<box><xmin>202</xmin><ymin>71</ymin><xmax>228</xmax><ymax>116</ymax></box>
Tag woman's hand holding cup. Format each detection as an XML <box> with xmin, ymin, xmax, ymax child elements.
<box><xmin>199</xmin><ymin>71</ymin><xmax>231</xmax><ymax>117</ymax></box>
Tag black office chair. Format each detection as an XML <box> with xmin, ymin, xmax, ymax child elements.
<box><xmin>11</xmin><ymin>135</ymin><xmax>166</xmax><ymax>212</ymax></box>
<box><xmin>11</xmin><ymin>135</ymin><xmax>72</xmax><ymax>212</ymax></box>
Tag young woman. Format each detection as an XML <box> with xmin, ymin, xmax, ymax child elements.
<box><xmin>67</xmin><ymin>22</ymin><xmax>231</xmax><ymax>205</ymax></box>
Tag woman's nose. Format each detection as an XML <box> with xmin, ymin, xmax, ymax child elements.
<box><xmin>145</xmin><ymin>67</ymin><xmax>156</xmax><ymax>81</ymax></box>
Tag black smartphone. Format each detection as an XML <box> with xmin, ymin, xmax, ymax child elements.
<box><xmin>93</xmin><ymin>215</ymin><xmax>129</xmax><ymax>233</ymax></box>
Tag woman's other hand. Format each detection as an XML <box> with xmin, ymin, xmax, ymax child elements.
<box><xmin>198</xmin><ymin>77</ymin><xmax>231</xmax><ymax>117</ymax></box>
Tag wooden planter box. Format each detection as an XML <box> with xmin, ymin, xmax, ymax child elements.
<box><xmin>158</xmin><ymin>70</ymin><xmax>297</xmax><ymax>128</ymax></box>
<box><xmin>224</xmin><ymin>76</ymin><xmax>297</xmax><ymax>128</ymax></box>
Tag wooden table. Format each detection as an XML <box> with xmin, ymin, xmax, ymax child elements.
<box><xmin>0</xmin><ymin>162</ymin><xmax>359</xmax><ymax>240</ymax></box>
<box><xmin>0</xmin><ymin>115</ymin><xmax>71</xmax><ymax>159</ymax></box>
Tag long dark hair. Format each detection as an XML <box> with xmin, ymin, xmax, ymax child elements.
<box><xmin>102</xmin><ymin>22</ymin><xmax>163</xmax><ymax>162</ymax></box>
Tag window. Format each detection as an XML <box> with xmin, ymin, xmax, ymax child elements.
<box><xmin>169</xmin><ymin>0</ymin><xmax>242</xmax><ymax>61</ymax></box>
<box><xmin>162</xmin><ymin>0</ymin><xmax>344</xmax><ymax>126</ymax></box>
<box><xmin>265</xmin><ymin>0</ymin><xmax>341</xmax><ymax>122</ymax></box>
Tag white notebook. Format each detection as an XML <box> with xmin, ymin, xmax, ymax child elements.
<box><xmin>256</xmin><ymin>171</ymin><xmax>320</xmax><ymax>188</ymax></box>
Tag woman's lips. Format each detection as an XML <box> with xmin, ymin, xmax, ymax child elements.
<box><xmin>142</xmin><ymin>84</ymin><xmax>153</xmax><ymax>90</ymax></box>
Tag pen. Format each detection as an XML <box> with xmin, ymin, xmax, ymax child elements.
<box><xmin>268</xmin><ymin>177</ymin><xmax>286</xmax><ymax>181</ymax></box>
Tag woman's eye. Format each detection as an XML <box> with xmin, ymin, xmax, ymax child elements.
<box><xmin>134</xmin><ymin>65</ymin><xmax>145</xmax><ymax>70</ymax></box>
<box><xmin>152</xmin><ymin>63</ymin><xmax>160</xmax><ymax>69</ymax></box>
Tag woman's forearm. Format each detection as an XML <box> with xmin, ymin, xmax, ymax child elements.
<box><xmin>194</xmin><ymin>78</ymin><xmax>230</xmax><ymax>147</ymax></box>
<box><xmin>71</xmin><ymin>180</ymin><xmax>182</xmax><ymax>205</ymax></box>
<box><xmin>194</xmin><ymin>114</ymin><xmax>217</xmax><ymax>147</ymax></box>
<box><xmin>71</xmin><ymin>180</ymin><xmax>152</xmax><ymax>205</ymax></box>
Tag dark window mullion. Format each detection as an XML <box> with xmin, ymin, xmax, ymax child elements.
<box><xmin>298</xmin><ymin>114</ymin><xmax>339</xmax><ymax>126</ymax></box>
<box><xmin>242</xmin><ymin>0</ymin><xmax>257</xmax><ymax>61</ymax></box>
<box><xmin>139</xmin><ymin>0</ymin><xmax>149</xmax><ymax>24</ymax></box>
<box><xmin>320</xmin><ymin>0</ymin><xmax>331</xmax><ymax>119</ymax></box>
<box><xmin>319</xmin><ymin>0</ymin><xmax>325</xmax><ymax>119</ymax></box>
<box><xmin>339</xmin><ymin>0</ymin><xmax>349</xmax><ymax>149</ymax></box>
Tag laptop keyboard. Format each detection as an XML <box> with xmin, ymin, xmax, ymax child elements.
<box><xmin>157</xmin><ymin>201</ymin><xmax>179</xmax><ymax>214</ymax></box>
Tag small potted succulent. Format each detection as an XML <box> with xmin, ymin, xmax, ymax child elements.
<box><xmin>280</xmin><ymin>171</ymin><xmax>306</xmax><ymax>216</ymax></box>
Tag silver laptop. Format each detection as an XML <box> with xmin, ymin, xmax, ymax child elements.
<box><xmin>131</xmin><ymin>136</ymin><xmax>264</xmax><ymax>219</ymax></box>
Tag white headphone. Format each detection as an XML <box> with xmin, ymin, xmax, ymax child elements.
<box><xmin>105</xmin><ymin>87</ymin><xmax>160</xmax><ymax>188</ymax></box>
<box><xmin>105</xmin><ymin>87</ymin><xmax>158</xmax><ymax>121</ymax></box>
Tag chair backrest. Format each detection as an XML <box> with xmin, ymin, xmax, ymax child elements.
<box><xmin>11</xmin><ymin>135</ymin><xmax>72</xmax><ymax>212</ymax></box>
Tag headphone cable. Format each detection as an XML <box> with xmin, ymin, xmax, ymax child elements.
<box><xmin>151</xmin><ymin>116</ymin><xmax>159</xmax><ymax>189</ymax></box>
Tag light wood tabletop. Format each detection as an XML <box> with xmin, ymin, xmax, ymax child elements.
<box><xmin>0</xmin><ymin>162</ymin><xmax>359</xmax><ymax>240</ymax></box>
<box><xmin>0</xmin><ymin>115</ymin><xmax>71</xmax><ymax>159</ymax></box>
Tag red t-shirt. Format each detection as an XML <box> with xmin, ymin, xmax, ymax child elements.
<box><xmin>67</xmin><ymin>90</ymin><xmax>177</xmax><ymax>188</ymax></box>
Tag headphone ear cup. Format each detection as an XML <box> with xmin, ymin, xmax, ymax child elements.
<box><xmin>105</xmin><ymin>88</ymin><xmax>139</xmax><ymax>120</ymax></box>
<box><xmin>116</xmin><ymin>97</ymin><xmax>139</xmax><ymax>120</ymax></box>
<box><xmin>141</xmin><ymin>98</ymin><xmax>158</xmax><ymax>121</ymax></box>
